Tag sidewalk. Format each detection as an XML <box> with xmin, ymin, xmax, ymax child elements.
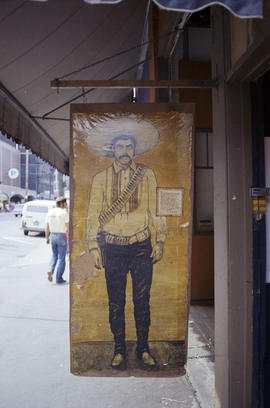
<box><xmin>0</xmin><ymin>239</ymin><xmax>214</xmax><ymax>408</ymax></box>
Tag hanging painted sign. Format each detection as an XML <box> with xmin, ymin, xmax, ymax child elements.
<box><xmin>83</xmin><ymin>0</ymin><xmax>263</xmax><ymax>18</ymax></box>
<box><xmin>70</xmin><ymin>103</ymin><xmax>194</xmax><ymax>376</ymax></box>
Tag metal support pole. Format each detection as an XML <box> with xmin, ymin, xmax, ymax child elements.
<box><xmin>25</xmin><ymin>150</ymin><xmax>29</xmax><ymax>201</ymax></box>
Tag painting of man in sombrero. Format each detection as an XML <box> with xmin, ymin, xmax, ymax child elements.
<box><xmin>81</xmin><ymin>115</ymin><xmax>167</xmax><ymax>369</ymax></box>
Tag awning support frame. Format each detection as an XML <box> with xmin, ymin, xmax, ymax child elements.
<box><xmin>51</xmin><ymin>79</ymin><xmax>217</xmax><ymax>89</ymax></box>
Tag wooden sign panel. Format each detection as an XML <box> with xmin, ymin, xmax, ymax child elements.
<box><xmin>70</xmin><ymin>103</ymin><xmax>194</xmax><ymax>376</ymax></box>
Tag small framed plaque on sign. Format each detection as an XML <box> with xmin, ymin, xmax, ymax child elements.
<box><xmin>157</xmin><ymin>188</ymin><xmax>184</xmax><ymax>217</ymax></box>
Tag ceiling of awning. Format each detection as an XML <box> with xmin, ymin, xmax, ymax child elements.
<box><xmin>0</xmin><ymin>0</ymin><xmax>152</xmax><ymax>174</ymax></box>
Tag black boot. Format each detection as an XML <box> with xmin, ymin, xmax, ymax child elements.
<box><xmin>111</xmin><ymin>332</ymin><xmax>127</xmax><ymax>368</ymax></box>
<box><xmin>136</xmin><ymin>327</ymin><xmax>156</xmax><ymax>366</ymax></box>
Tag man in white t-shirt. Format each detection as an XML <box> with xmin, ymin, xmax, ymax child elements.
<box><xmin>45</xmin><ymin>197</ymin><xmax>69</xmax><ymax>283</ymax></box>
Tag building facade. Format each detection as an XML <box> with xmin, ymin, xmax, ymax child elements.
<box><xmin>0</xmin><ymin>132</ymin><xmax>67</xmax><ymax>205</ymax></box>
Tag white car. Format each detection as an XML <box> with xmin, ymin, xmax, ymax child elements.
<box><xmin>22</xmin><ymin>200</ymin><xmax>55</xmax><ymax>235</ymax></box>
<box><xmin>13</xmin><ymin>203</ymin><xmax>24</xmax><ymax>217</ymax></box>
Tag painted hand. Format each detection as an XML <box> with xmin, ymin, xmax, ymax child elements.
<box><xmin>90</xmin><ymin>248</ymin><xmax>102</xmax><ymax>270</ymax></box>
<box><xmin>150</xmin><ymin>242</ymin><xmax>164</xmax><ymax>264</ymax></box>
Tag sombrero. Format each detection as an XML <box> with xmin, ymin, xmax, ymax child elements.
<box><xmin>73</xmin><ymin>114</ymin><xmax>160</xmax><ymax>157</ymax></box>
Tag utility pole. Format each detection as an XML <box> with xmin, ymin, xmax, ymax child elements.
<box><xmin>56</xmin><ymin>170</ymin><xmax>64</xmax><ymax>197</ymax></box>
<box><xmin>25</xmin><ymin>149</ymin><xmax>29</xmax><ymax>201</ymax></box>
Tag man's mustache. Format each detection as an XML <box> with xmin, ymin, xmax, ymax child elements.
<box><xmin>119</xmin><ymin>154</ymin><xmax>131</xmax><ymax>159</ymax></box>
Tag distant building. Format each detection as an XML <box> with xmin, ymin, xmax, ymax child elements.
<box><xmin>20</xmin><ymin>147</ymin><xmax>55</xmax><ymax>200</ymax></box>
<box><xmin>0</xmin><ymin>132</ymin><xmax>68</xmax><ymax>204</ymax></box>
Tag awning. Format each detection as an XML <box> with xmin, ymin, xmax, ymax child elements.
<box><xmin>0</xmin><ymin>0</ymin><xmax>150</xmax><ymax>174</ymax></box>
<box><xmin>0</xmin><ymin>0</ymin><xmax>262</xmax><ymax>177</ymax></box>
<box><xmin>84</xmin><ymin>0</ymin><xmax>263</xmax><ymax>18</ymax></box>
<box><xmin>0</xmin><ymin>192</ymin><xmax>8</xmax><ymax>201</ymax></box>
<box><xmin>0</xmin><ymin>84</ymin><xmax>68</xmax><ymax>173</ymax></box>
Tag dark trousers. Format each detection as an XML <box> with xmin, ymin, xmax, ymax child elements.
<box><xmin>103</xmin><ymin>237</ymin><xmax>153</xmax><ymax>356</ymax></box>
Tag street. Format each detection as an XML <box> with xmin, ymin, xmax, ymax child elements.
<box><xmin>0</xmin><ymin>213</ymin><xmax>214</xmax><ymax>408</ymax></box>
<box><xmin>0</xmin><ymin>213</ymin><xmax>43</xmax><ymax>267</ymax></box>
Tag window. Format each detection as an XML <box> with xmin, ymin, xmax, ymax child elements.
<box><xmin>194</xmin><ymin>130</ymin><xmax>213</xmax><ymax>232</ymax></box>
<box><xmin>26</xmin><ymin>205</ymin><xmax>49</xmax><ymax>213</ymax></box>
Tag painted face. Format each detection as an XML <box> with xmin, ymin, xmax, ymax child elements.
<box><xmin>113</xmin><ymin>138</ymin><xmax>135</xmax><ymax>166</ymax></box>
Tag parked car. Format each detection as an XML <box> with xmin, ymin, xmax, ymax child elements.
<box><xmin>13</xmin><ymin>203</ymin><xmax>24</xmax><ymax>217</ymax></box>
<box><xmin>22</xmin><ymin>200</ymin><xmax>55</xmax><ymax>235</ymax></box>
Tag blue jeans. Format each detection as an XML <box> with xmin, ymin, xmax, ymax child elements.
<box><xmin>102</xmin><ymin>237</ymin><xmax>153</xmax><ymax>356</ymax></box>
<box><xmin>49</xmin><ymin>233</ymin><xmax>67</xmax><ymax>282</ymax></box>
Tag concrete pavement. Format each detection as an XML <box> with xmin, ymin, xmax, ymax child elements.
<box><xmin>0</xmin><ymin>217</ymin><xmax>214</xmax><ymax>408</ymax></box>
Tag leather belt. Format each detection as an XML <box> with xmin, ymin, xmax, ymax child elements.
<box><xmin>103</xmin><ymin>227</ymin><xmax>151</xmax><ymax>246</ymax></box>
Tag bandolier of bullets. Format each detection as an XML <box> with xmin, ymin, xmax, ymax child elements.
<box><xmin>98</xmin><ymin>164</ymin><xmax>146</xmax><ymax>228</ymax></box>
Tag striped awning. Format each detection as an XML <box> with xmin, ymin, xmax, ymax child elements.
<box><xmin>83</xmin><ymin>0</ymin><xmax>263</xmax><ymax>18</ymax></box>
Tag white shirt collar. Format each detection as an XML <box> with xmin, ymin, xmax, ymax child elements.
<box><xmin>113</xmin><ymin>160</ymin><xmax>136</xmax><ymax>174</ymax></box>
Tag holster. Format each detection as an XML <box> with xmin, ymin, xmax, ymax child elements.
<box><xmin>97</xmin><ymin>231</ymin><xmax>106</xmax><ymax>266</ymax></box>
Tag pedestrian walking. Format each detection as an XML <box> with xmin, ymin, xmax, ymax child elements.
<box><xmin>45</xmin><ymin>196</ymin><xmax>69</xmax><ymax>284</ymax></box>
